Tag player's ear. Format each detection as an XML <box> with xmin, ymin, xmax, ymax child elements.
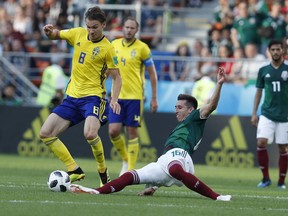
<box><xmin>102</xmin><ymin>22</ymin><xmax>106</xmax><ymax>29</ymax></box>
<box><xmin>188</xmin><ymin>107</ymin><xmax>194</xmax><ymax>113</ymax></box>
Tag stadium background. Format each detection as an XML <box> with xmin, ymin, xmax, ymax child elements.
<box><xmin>0</xmin><ymin>105</ymin><xmax>279</xmax><ymax>168</ymax></box>
<box><xmin>0</xmin><ymin>1</ymin><xmax>281</xmax><ymax>169</ymax></box>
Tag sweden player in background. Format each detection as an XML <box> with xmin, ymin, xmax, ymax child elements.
<box><xmin>69</xmin><ymin>67</ymin><xmax>232</xmax><ymax>201</ymax></box>
<box><xmin>109</xmin><ymin>17</ymin><xmax>158</xmax><ymax>175</ymax></box>
<box><xmin>39</xmin><ymin>6</ymin><xmax>122</xmax><ymax>186</ymax></box>
<box><xmin>251</xmin><ymin>39</ymin><xmax>288</xmax><ymax>189</ymax></box>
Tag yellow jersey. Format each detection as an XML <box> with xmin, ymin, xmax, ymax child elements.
<box><xmin>60</xmin><ymin>27</ymin><xmax>118</xmax><ymax>98</ymax></box>
<box><xmin>112</xmin><ymin>38</ymin><xmax>154</xmax><ymax>100</ymax></box>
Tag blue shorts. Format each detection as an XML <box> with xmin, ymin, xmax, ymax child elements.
<box><xmin>109</xmin><ymin>99</ymin><xmax>141</xmax><ymax>127</ymax></box>
<box><xmin>53</xmin><ymin>95</ymin><xmax>109</xmax><ymax>126</ymax></box>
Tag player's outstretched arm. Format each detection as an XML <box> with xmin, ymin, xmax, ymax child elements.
<box><xmin>200</xmin><ymin>67</ymin><xmax>226</xmax><ymax>118</ymax></box>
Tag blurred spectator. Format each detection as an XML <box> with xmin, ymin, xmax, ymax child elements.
<box><xmin>231</xmin><ymin>1</ymin><xmax>261</xmax><ymax>50</ymax></box>
<box><xmin>248</xmin><ymin>0</ymin><xmax>269</xmax><ymax>17</ymax></box>
<box><xmin>13</xmin><ymin>5</ymin><xmax>33</xmax><ymax>36</ymax></box>
<box><xmin>230</xmin><ymin>47</ymin><xmax>245</xmax><ymax>84</ymax></box>
<box><xmin>3</xmin><ymin>20</ymin><xmax>25</xmax><ymax>49</ymax></box>
<box><xmin>169</xmin><ymin>41</ymin><xmax>192</xmax><ymax>81</ymax></box>
<box><xmin>0</xmin><ymin>83</ymin><xmax>23</xmax><ymax>106</ymax></box>
<box><xmin>208</xmin><ymin>28</ymin><xmax>222</xmax><ymax>57</ymax></box>
<box><xmin>213</xmin><ymin>0</ymin><xmax>234</xmax><ymax>30</ymax></box>
<box><xmin>193</xmin><ymin>46</ymin><xmax>217</xmax><ymax>81</ymax></box>
<box><xmin>3</xmin><ymin>0</ymin><xmax>18</xmax><ymax>21</ymax></box>
<box><xmin>36</xmin><ymin>54</ymin><xmax>68</xmax><ymax>107</ymax></box>
<box><xmin>259</xmin><ymin>2</ymin><xmax>286</xmax><ymax>55</ymax></box>
<box><xmin>46</xmin><ymin>0</ymin><xmax>68</xmax><ymax>25</ymax></box>
<box><xmin>221</xmin><ymin>27</ymin><xmax>233</xmax><ymax>50</ymax></box>
<box><xmin>32</xmin><ymin>8</ymin><xmax>47</xmax><ymax>33</ymax></box>
<box><xmin>218</xmin><ymin>44</ymin><xmax>234</xmax><ymax>82</ymax></box>
<box><xmin>240</xmin><ymin>43</ymin><xmax>267</xmax><ymax>85</ymax></box>
<box><xmin>0</xmin><ymin>6</ymin><xmax>7</xmax><ymax>36</ymax></box>
<box><xmin>8</xmin><ymin>38</ymin><xmax>27</xmax><ymax>73</ymax></box>
<box><xmin>281</xmin><ymin>0</ymin><xmax>288</xmax><ymax>14</ymax></box>
<box><xmin>192</xmin><ymin>39</ymin><xmax>204</xmax><ymax>57</ymax></box>
<box><xmin>191</xmin><ymin>65</ymin><xmax>216</xmax><ymax>110</ymax></box>
<box><xmin>141</xmin><ymin>0</ymin><xmax>163</xmax><ymax>48</ymax></box>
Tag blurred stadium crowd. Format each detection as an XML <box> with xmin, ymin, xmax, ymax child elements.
<box><xmin>0</xmin><ymin>0</ymin><xmax>287</xmax><ymax>106</ymax></box>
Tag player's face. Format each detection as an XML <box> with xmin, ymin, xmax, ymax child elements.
<box><xmin>175</xmin><ymin>100</ymin><xmax>193</xmax><ymax>122</ymax></box>
<box><xmin>85</xmin><ymin>19</ymin><xmax>105</xmax><ymax>42</ymax></box>
<box><xmin>269</xmin><ymin>44</ymin><xmax>283</xmax><ymax>62</ymax></box>
<box><xmin>123</xmin><ymin>20</ymin><xmax>138</xmax><ymax>41</ymax></box>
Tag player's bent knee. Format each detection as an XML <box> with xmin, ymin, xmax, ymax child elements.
<box><xmin>168</xmin><ymin>163</ymin><xmax>185</xmax><ymax>180</ymax></box>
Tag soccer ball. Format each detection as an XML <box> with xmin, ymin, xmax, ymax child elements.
<box><xmin>47</xmin><ymin>170</ymin><xmax>71</xmax><ymax>192</ymax></box>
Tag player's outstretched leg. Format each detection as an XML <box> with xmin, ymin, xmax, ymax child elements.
<box><xmin>168</xmin><ymin>163</ymin><xmax>231</xmax><ymax>201</ymax></box>
<box><xmin>69</xmin><ymin>171</ymin><xmax>136</xmax><ymax>194</ymax></box>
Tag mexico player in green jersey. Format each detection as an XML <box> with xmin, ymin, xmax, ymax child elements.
<box><xmin>39</xmin><ymin>6</ymin><xmax>122</xmax><ymax>186</ymax></box>
<box><xmin>69</xmin><ymin>67</ymin><xmax>231</xmax><ymax>201</ymax></box>
<box><xmin>251</xmin><ymin>39</ymin><xmax>288</xmax><ymax>189</ymax></box>
<box><xmin>109</xmin><ymin>17</ymin><xmax>158</xmax><ymax>175</ymax></box>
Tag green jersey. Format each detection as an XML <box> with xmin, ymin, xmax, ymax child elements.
<box><xmin>256</xmin><ymin>61</ymin><xmax>288</xmax><ymax>122</ymax></box>
<box><xmin>232</xmin><ymin>15</ymin><xmax>261</xmax><ymax>48</ymax></box>
<box><xmin>164</xmin><ymin>109</ymin><xmax>207</xmax><ymax>156</ymax></box>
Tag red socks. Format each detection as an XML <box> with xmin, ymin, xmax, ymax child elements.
<box><xmin>278</xmin><ymin>152</ymin><xmax>288</xmax><ymax>185</ymax></box>
<box><xmin>168</xmin><ymin>163</ymin><xmax>219</xmax><ymax>200</ymax></box>
<box><xmin>95</xmin><ymin>171</ymin><xmax>138</xmax><ymax>194</ymax></box>
<box><xmin>257</xmin><ymin>147</ymin><xmax>269</xmax><ymax>179</ymax></box>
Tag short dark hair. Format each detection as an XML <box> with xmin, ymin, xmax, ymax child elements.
<box><xmin>85</xmin><ymin>6</ymin><xmax>106</xmax><ymax>23</ymax></box>
<box><xmin>268</xmin><ymin>39</ymin><xmax>283</xmax><ymax>49</ymax></box>
<box><xmin>123</xmin><ymin>16</ymin><xmax>139</xmax><ymax>28</ymax></box>
<box><xmin>177</xmin><ymin>94</ymin><xmax>198</xmax><ymax>109</ymax></box>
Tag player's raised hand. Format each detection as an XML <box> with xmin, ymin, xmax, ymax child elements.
<box><xmin>217</xmin><ymin>67</ymin><xmax>226</xmax><ymax>84</ymax></box>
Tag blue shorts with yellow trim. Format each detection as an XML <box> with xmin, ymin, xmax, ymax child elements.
<box><xmin>53</xmin><ymin>95</ymin><xmax>109</xmax><ymax>126</ymax></box>
<box><xmin>109</xmin><ymin>99</ymin><xmax>141</xmax><ymax>127</ymax></box>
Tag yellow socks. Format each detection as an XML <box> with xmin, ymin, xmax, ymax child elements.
<box><xmin>41</xmin><ymin>137</ymin><xmax>78</xmax><ymax>172</ymax></box>
<box><xmin>110</xmin><ymin>134</ymin><xmax>128</xmax><ymax>162</ymax></box>
<box><xmin>127</xmin><ymin>137</ymin><xmax>139</xmax><ymax>170</ymax></box>
<box><xmin>88</xmin><ymin>136</ymin><xmax>107</xmax><ymax>173</ymax></box>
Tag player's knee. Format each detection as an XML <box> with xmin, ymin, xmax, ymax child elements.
<box><xmin>84</xmin><ymin>128</ymin><xmax>99</xmax><ymax>140</ymax></box>
<box><xmin>168</xmin><ymin>163</ymin><xmax>184</xmax><ymax>180</ymax></box>
<box><xmin>39</xmin><ymin>128</ymin><xmax>51</xmax><ymax>140</ymax></box>
<box><xmin>257</xmin><ymin>138</ymin><xmax>267</xmax><ymax>148</ymax></box>
<box><xmin>108</xmin><ymin>128</ymin><xmax>120</xmax><ymax>138</ymax></box>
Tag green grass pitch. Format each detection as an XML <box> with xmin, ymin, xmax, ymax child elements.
<box><xmin>0</xmin><ymin>154</ymin><xmax>287</xmax><ymax>216</ymax></box>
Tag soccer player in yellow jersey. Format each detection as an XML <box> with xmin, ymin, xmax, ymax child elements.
<box><xmin>109</xmin><ymin>17</ymin><xmax>158</xmax><ymax>175</ymax></box>
<box><xmin>39</xmin><ymin>6</ymin><xmax>122</xmax><ymax>186</ymax></box>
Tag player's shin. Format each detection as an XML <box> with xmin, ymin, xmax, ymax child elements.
<box><xmin>41</xmin><ymin>137</ymin><xmax>78</xmax><ymax>171</ymax></box>
<box><xmin>88</xmin><ymin>136</ymin><xmax>107</xmax><ymax>173</ymax></box>
<box><xmin>127</xmin><ymin>138</ymin><xmax>139</xmax><ymax>170</ymax></box>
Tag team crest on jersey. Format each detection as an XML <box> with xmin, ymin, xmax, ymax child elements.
<box><xmin>130</xmin><ymin>49</ymin><xmax>136</xmax><ymax>59</ymax></box>
<box><xmin>92</xmin><ymin>47</ymin><xmax>100</xmax><ymax>60</ymax></box>
<box><xmin>281</xmin><ymin>70</ymin><xmax>288</xmax><ymax>81</ymax></box>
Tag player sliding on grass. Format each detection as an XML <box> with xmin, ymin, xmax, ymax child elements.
<box><xmin>69</xmin><ymin>67</ymin><xmax>232</xmax><ymax>201</ymax></box>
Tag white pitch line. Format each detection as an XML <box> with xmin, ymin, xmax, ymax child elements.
<box><xmin>0</xmin><ymin>199</ymin><xmax>287</xmax><ymax>211</ymax></box>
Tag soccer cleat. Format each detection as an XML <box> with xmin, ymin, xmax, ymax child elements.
<box><xmin>277</xmin><ymin>183</ymin><xmax>286</xmax><ymax>189</ymax></box>
<box><xmin>119</xmin><ymin>161</ymin><xmax>128</xmax><ymax>176</ymax></box>
<box><xmin>257</xmin><ymin>179</ymin><xmax>271</xmax><ymax>188</ymax></box>
<box><xmin>99</xmin><ymin>168</ymin><xmax>111</xmax><ymax>187</ymax></box>
<box><xmin>67</xmin><ymin>167</ymin><xmax>85</xmax><ymax>183</ymax></box>
<box><xmin>69</xmin><ymin>184</ymin><xmax>99</xmax><ymax>194</ymax></box>
<box><xmin>216</xmin><ymin>195</ymin><xmax>232</xmax><ymax>201</ymax></box>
